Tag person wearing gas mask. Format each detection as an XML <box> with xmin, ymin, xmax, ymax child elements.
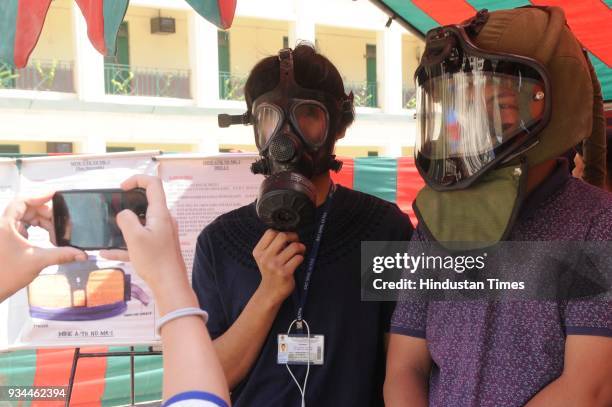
<box><xmin>385</xmin><ymin>7</ymin><xmax>612</xmax><ymax>407</ymax></box>
<box><xmin>192</xmin><ymin>44</ymin><xmax>413</xmax><ymax>407</ymax></box>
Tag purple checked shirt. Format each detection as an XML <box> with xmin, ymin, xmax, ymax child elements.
<box><xmin>391</xmin><ymin>160</ymin><xmax>612</xmax><ymax>407</ymax></box>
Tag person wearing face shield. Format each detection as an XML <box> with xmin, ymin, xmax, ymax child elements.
<box><xmin>385</xmin><ymin>7</ymin><xmax>612</xmax><ymax>407</ymax></box>
<box><xmin>191</xmin><ymin>44</ymin><xmax>413</xmax><ymax>407</ymax></box>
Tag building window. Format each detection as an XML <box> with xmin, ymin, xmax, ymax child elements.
<box><xmin>283</xmin><ymin>36</ymin><xmax>289</xmax><ymax>49</ymax></box>
<box><xmin>367</xmin><ymin>151</ymin><xmax>379</xmax><ymax>157</ymax></box>
<box><xmin>0</xmin><ymin>144</ymin><xmax>20</xmax><ymax>154</ymax></box>
<box><xmin>365</xmin><ymin>44</ymin><xmax>378</xmax><ymax>108</ymax></box>
<box><xmin>104</xmin><ymin>22</ymin><xmax>131</xmax><ymax>95</ymax></box>
<box><xmin>107</xmin><ymin>146</ymin><xmax>136</xmax><ymax>153</ymax></box>
<box><xmin>47</xmin><ymin>142</ymin><xmax>73</xmax><ymax>154</ymax></box>
<box><xmin>218</xmin><ymin>31</ymin><xmax>231</xmax><ymax>98</ymax></box>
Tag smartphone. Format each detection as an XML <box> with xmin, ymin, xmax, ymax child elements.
<box><xmin>52</xmin><ymin>188</ymin><xmax>148</xmax><ymax>250</ymax></box>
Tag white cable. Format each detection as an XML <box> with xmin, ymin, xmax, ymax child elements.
<box><xmin>285</xmin><ymin>319</ymin><xmax>311</xmax><ymax>407</ymax></box>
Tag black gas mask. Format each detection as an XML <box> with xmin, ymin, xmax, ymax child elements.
<box><xmin>219</xmin><ymin>48</ymin><xmax>354</xmax><ymax>231</ymax></box>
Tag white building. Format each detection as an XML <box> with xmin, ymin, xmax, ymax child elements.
<box><xmin>0</xmin><ymin>0</ymin><xmax>422</xmax><ymax>157</ymax></box>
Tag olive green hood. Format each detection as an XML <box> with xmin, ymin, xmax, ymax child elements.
<box><xmin>472</xmin><ymin>6</ymin><xmax>604</xmax><ymax>180</ymax></box>
<box><xmin>414</xmin><ymin>6</ymin><xmax>604</xmax><ymax>249</ymax></box>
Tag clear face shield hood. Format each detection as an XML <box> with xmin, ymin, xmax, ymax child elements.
<box><xmin>413</xmin><ymin>10</ymin><xmax>553</xmax><ymax>250</ymax></box>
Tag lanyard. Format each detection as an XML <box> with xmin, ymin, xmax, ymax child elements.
<box><xmin>293</xmin><ymin>182</ymin><xmax>335</xmax><ymax>331</ymax></box>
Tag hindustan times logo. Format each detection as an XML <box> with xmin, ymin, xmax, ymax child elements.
<box><xmin>371</xmin><ymin>252</ymin><xmax>487</xmax><ymax>274</ymax></box>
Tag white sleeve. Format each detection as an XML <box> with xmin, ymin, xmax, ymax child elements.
<box><xmin>167</xmin><ymin>400</ymin><xmax>223</xmax><ymax>407</ymax></box>
<box><xmin>162</xmin><ymin>391</ymin><xmax>228</xmax><ymax>407</ymax></box>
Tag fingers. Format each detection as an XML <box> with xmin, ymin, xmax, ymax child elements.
<box><xmin>115</xmin><ymin>209</ymin><xmax>144</xmax><ymax>246</ymax></box>
<box><xmin>267</xmin><ymin>232</ymin><xmax>299</xmax><ymax>256</ymax></box>
<box><xmin>4</xmin><ymin>193</ymin><xmax>54</xmax><ymax>223</ymax></box>
<box><xmin>277</xmin><ymin>242</ymin><xmax>306</xmax><ymax>265</ymax></box>
<box><xmin>120</xmin><ymin>175</ymin><xmax>168</xmax><ymax>215</ymax></box>
<box><xmin>37</xmin><ymin>217</ymin><xmax>54</xmax><ymax>236</ymax></box>
<box><xmin>2</xmin><ymin>199</ymin><xmax>26</xmax><ymax>220</ymax></box>
<box><xmin>253</xmin><ymin>229</ymin><xmax>278</xmax><ymax>256</ymax></box>
<box><xmin>99</xmin><ymin>249</ymin><xmax>130</xmax><ymax>262</ymax></box>
<box><xmin>284</xmin><ymin>254</ymin><xmax>305</xmax><ymax>272</ymax></box>
<box><xmin>35</xmin><ymin>203</ymin><xmax>53</xmax><ymax>222</ymax></box>
<box><xmin>33</xmin><ymin>246</ymin><xmax>87</xmax><ymax>270</ymax></box>
<box><xmin>23</xmin><ymin>191</ymin><xmax>55</xmax><ymax>207</ymax></box>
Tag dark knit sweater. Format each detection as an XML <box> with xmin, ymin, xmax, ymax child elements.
<box><xmin>193</xmin><ymin>185</ymin><xmax>413</xmax><ymax>407</ymax></box>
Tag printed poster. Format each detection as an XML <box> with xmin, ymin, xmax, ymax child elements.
<box><xmin>157</xmin><ymin>154</ymin><xmax>262</xmax><ymax>276</ymax></box>
<box><xmin>1</xmin><ymin>152</ymin><xmax>263</xmax><ymax>350</ymax></box>
<box><xmin>2</xmin><ymin>152</ymin><xmax>158</xmax><ymax>350</ymax></box>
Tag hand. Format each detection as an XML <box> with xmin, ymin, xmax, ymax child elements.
<box><xmin>0</xmin><ymin>193</ymin><xmax>87</xmax><ymax>302</ymax></box>
<box><xmin>100</xmin><ymin>175</ymin><xmax>190</xmax><ymax>303</ymax></box>
<box><xmin>252</xmin><ymin>230</ymin><xmax>305</xmax><ymax>306</ymax></box>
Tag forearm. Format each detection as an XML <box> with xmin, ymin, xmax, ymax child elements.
<box><xmin>0</xmin><ymin>286</ymin><xmax>17</xmax><ymax>303</ymax></box>
<box><xmin>526</xmin><ymin>375</ymin><xmax>612</xmax><ymax>407</ymax></box>
<box><xmin>154</xmin><ymin>278</ymin><xmax>230</xmax><ymax>403</ymax></box>
<box><xmin>161</xmin><ymin>315</ymin><xmax>230</xmax><ymax>403</ymax></box>
<box><xmin>213</xmin><ymin>287</ymin><xmax>282</xmax><ymax>389</ymax></box>
<box><xmin>384</xmin><ymin>370</ymin><xmax>429</xmax><ymax>407</ymax></box>
<box><xmin>0</xmin><ymin>248</ymin><xmax>37</xmax><ymax>302</ymax></box>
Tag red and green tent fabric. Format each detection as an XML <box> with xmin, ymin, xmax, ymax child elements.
<box><xmin>331</xmin><ymin>156</ymin><xmax>425</xmax><ymax>226</ymax></box>
<box><xmin>371</xmin><ymin>0</ymin><xmax>612</xmax><ymax>101</ymax></box>
<box><xmin>0</xmin><ymin>0</ymin><xmax>237</xmax><ymax>69</ymax></box>
<box><xmin>0</xmin><ymin>157</ymin><xmax>424</xmax><ymax>406</ymax></box>
<box><xmin>185</xmin><ymin>0</ymin><xmax>237</xmax><ymax>31</ymax></box>
<box><xmin>73</xmin><ymin>0</ymin><xmax>130</xmax><ymax>57</ymax></box>
<box><xmin>0</xmin><ymin>0</ymin><xmax>53</xmax><ymax>69</ymax></box>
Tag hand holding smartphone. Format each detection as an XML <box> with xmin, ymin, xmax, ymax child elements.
<box><xmin>52</xmin><ymin>188</ymin><xmax>148</xmax><ymax>250</ymax></box>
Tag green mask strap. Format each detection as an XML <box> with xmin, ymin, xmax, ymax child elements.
<box><xmin>414</xmin><ymin>161</ymin><xmax>528</xmax><ymax>251</ymax></box>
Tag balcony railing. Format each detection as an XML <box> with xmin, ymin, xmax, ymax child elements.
<box><xmin>403</xmin><ymin>87</ymin><xmax>416</xmax><ymax>109</ymax></box>
<box><xmin>0</xmin><ymin>59</ymin><xmax>74</xmax><ymax>92</ymax></box>
<box><xmin>345</xmin><ymin>81</ymin><xmax>378</xmax><ymax>108</ymax></box>
<box><xmin>219</xmin><ymin>71</ymin><xmax>247</xmax><ymax>101</ymax></box>
<box><xmin>104</xmin><ymin>63</ymin><xmax>191</xmax><ymax>99</ymax></box>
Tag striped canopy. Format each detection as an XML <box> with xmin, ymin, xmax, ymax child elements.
<box><xmin>0</xmin><ymin>0</ymin><xmax>237</xmax><ymax>68</ymax></box>
<box><xmin>371</xmin><ymin>0</ymin><xmax>612</xmax><ymax>101</ymax></box>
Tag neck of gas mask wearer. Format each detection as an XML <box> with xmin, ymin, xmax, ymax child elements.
<box><xmin>312</xmin><ymin>172</ymin><xmax>332</xmax><ymax>207</ymax></box>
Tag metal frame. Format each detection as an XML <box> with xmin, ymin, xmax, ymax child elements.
<box><xmin>367</xmin><ymin>0</ymin><xmax>427</xmax><ymax>39</ymax></box>
<box><xmin>65</xmin><ymin>346</ymin><xmax>162</xmax><ymax>407</ymax></box>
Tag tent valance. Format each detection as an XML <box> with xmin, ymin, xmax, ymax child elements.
<box><xmin>0</xmin><ymin>0</ymin><xmax>236</xmax><ymax>69</ymax></box>
<box><xmin>371</xmin><ymin>0</ymin><xmax>612</xmax><ymax>100</ymax></box>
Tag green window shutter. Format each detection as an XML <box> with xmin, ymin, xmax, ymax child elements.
<box><xmin>105</xmin><ymin>22</ymin><xmax>131</xmax><ymax>95</ymax></box>
<box><xmin>0</xmin><ymin>144</ymin><xmax>20</xmax><ymax>154</ymax></box>
<box><xmin>366</xmin><ymin>44</ymin><xmax>377</xmax><ymax>107</ymax></box>
<box><xmin>116</xmin><ymin>22</ymin><xmax>130</xmax><ymax>65</ymax></box>
<box><xmin>106</xmin><ymin>146</ymin><xmax>135</xmax><ymax>153</ymax></box>
<box><xmin>47</xmin><ymin>142</ymin><xmax>73</xmax><ymax>153</ymax></box>
<box><xmin>218</xmin><ymin>31</ymin><xmax>230</xmax><ymax>99</ymax></box>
